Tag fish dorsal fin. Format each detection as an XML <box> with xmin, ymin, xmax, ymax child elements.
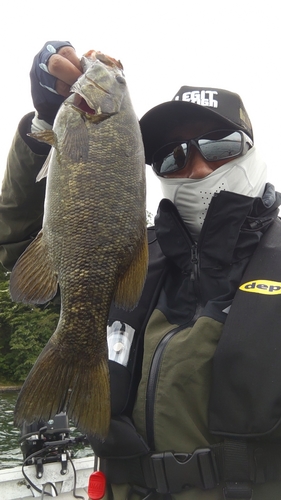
<box><xmin>10</xmin><ymin>231</ymin><xmax>58</xmax><ymax>304</ymax></box>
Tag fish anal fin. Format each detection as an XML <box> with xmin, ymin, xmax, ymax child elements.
<box><xmin>114</xmin><ymin>231</ymin><xmax>148</xmax><ymax>310</ymax></box>
<box><xmin>9</xmin><ymin>231</ymin><xmax>58</xmax><ymax>304</ymax></box>
<box><xmin>14</xmin><ymin>342</ymin><xmax>110</xmax><ymax>438</ymax></box>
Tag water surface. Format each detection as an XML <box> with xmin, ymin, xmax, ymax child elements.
<box><xmin>0</xmin><ymin>391</ymin><xmax>22</xmax><ymax>469</ymax></box>
<box><xmin>0</xmin><ymin>391</ymin><xmax>93</xmax><ymax>469</ymax></box>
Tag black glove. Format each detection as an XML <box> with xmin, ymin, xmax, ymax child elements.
<box><xmin>30</xmin><ymin>40</ymin><xmax>74</xmax><ymax>125</ymax></box>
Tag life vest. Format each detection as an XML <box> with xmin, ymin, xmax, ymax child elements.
<box><xmin>89</xmin><ymin>193</ymin><xmax>281</xmax><ymax>499</ymax></box>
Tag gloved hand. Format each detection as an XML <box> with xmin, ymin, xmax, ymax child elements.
<box><xmin>30</xmin><ymin>41</ymin><xmax>83</xmax><ymax>126</ymax></box>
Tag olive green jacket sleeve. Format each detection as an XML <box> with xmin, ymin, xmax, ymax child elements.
<box><xmin>0</xmin><ymin>113</ymin><xmax>50</xmax><ymax>271</ymax></box>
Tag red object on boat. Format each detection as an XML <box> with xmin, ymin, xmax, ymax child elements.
<box><xmin>88</xmin><ymin>471</ymin><xmax>106</xmax><ymax>500</ymax></box>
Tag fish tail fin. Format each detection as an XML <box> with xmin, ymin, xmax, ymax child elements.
<box><xmin>14</xmin><ymin>341</ymin><xmax>110</xmax><ymax>438</ymax></box>
<box><xmin>114</xmin><ymin>229</ymin><xmax>148</xmax><ymax>310</ymax></box>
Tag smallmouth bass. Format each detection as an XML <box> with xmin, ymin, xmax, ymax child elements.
<box><xmin>10</xmin><ymin>52</ymin><xmax>148</xmax><ymax>437</ymax></box>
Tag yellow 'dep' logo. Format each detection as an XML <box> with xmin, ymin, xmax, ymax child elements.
<box><xmin>239</xmin><ymin>280</ymin><xmax>281</xmax><ymax>295</ymax></box>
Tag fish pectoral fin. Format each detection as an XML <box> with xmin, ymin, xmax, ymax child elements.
<box><xmin>62</xmin><ymin>121</ymin><xmax>89</xmax><ymax>162</ymax></box>
<box><xmin>10</xmin><ymin>231</ymin><xmax>58</xmax><ymax>304</ymax></box>
<box><xmin>114</xmin><ymin>230</ymin><xmax>148</xmax><ymax>310</ymax></box>
<box><xmin>27</xmin><ymin>130</ymin><xmax>57</xmax><ymax>147</ymax></box>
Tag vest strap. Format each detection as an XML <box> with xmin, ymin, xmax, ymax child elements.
<box><xmin>101</xmin><ymin>441</ymin><xmax>281</xmax><ymax>498</ymax></box>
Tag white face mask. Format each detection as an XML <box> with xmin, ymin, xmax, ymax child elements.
<box><xmin>159</xmin><ymin>147</ymin><xmax>267</xmax><ymax>240</ymax></box>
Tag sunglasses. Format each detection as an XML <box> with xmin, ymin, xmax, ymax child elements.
<box><xmin>152</xmin><ymin>130</ymin><xmax>253</xmax><ymax>176</ymax></box>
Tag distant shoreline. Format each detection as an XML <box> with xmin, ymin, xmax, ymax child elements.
<box><xmin>0</xmin><ymin>386</ymin><xmax>21</xmax><ymax>392</ymax></box>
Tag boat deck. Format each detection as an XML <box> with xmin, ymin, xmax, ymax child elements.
<box><xmin>0</xmin><ymin>456</ymin><xmax>94</xmax><ymax>499</ymax></box>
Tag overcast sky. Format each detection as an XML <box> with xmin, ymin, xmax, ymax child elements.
<box><xmin>1</xmin><ymin>0</ymin><xmax>280</xmax><ymax>215</ymax></box>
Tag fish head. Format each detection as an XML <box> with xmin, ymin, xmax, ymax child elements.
<box><xmin>70</xmin><ymin>58</ymin><xmax>126</xmax><ymax>118</ymax></box>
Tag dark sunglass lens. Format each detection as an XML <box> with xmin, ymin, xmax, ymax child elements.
<box><xmin>198</xmin><ymin>131</ymin><xmax>242</xmax><ymax>161</ymax></box>
<box><xmin>153</xmin><ymin>143</ymin><xmax>188</xmax><ymax>174</ymax></box>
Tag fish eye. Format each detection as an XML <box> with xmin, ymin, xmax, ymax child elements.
<box><xmin>115</xmin><ymin>75</ymin><xmax>126</xmax><ymax>84</ymax></box>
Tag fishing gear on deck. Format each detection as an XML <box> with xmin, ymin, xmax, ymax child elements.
<box><xmin>19</xmin><ymin>412</ymin><xmax>88</xmax><ymax>497</ymax></box>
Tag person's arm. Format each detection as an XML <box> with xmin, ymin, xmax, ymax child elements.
<box><xmin>0</xmin><ymin>41</ymin><xmax>82</xmax><ymax>271</ymax></box>
<box><xmin>0</xmin><ymin>113</ymin><xmax>49</xmax><ymax>270</ymax></box>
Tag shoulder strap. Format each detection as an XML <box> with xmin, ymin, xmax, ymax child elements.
<box><xmin>209</xmin><ymin>218</ymin><xmax>281</xmax><ymax>437</ymax></box>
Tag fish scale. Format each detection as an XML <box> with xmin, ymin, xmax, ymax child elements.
<box><xmin>10</xmin><ymin>54</ymin><xmax>148</xmax><ymax>437</ymax></box>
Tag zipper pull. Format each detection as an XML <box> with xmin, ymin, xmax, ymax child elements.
<box><xmin>190</xmin><ymin>244</ymin><xmax>198</xmax><ymax>281</ymax></box>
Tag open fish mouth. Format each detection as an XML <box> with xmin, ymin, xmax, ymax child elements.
<box><xmin>72</xmin><ymin>94</ymin><xmax>96</xmax><ymax>115</ymax></box>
